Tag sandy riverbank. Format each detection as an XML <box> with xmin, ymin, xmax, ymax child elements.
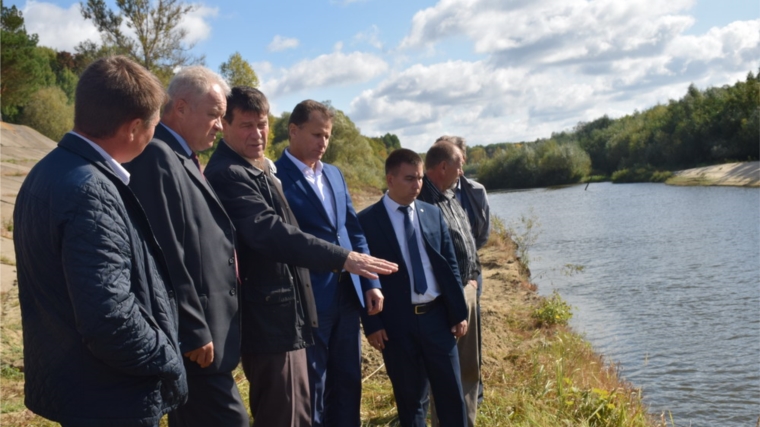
<box><xmin>666</xmin><ymin>161</ymin><xmax>760</xmax><ymax>187</ymax></box>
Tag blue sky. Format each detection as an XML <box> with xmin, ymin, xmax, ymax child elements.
<box><xmin>9</xmin><ymin>0</ymin><xmax>759</xmax><ymax>152</ymax></box>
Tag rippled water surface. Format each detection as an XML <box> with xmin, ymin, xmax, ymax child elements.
<box><xmin>490</xmin><ymin>182</ymin><xmax>759</xmax><ymax>426</ymax></box>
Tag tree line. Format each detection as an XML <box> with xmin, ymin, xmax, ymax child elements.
<box><xmin>2</xmin><ymin>0</ymin><xmax>756</xmax><ymax>192</ymax></box>
<box><xmin>474</xmin><ymin>72</ymin><xmax>759</xmax><ymax>190</ymax></box>
<box><xmin>0</xmin><ymin>0</ymin><xmax>401</xmax><ymax>188</ymax></box>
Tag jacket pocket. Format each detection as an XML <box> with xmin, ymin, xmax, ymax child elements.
<box><xmin>243</xmin><ymin>264</ymin><xmax>296</xmax><ymax>305</ymax></box>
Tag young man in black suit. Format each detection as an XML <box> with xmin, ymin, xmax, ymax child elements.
<box><xmin>359</xmin><ymin>148</ymin><xmax>468</xmax><ymax>427</ymax></box>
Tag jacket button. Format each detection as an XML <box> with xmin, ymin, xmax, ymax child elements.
<box><xmin>229</xmin><ymin>288</ymin><xmax>236</xmax><ymax>296</ymax></box>
<box><xmin>229</xmin><ymin>257</ymin><xmax>235</xmax><ymax>265</ymax></box>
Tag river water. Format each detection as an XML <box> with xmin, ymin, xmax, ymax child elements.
<box><xmin>489</xmin><ymin>182</ymin><xmax>759</xmax><ymax>426</ymax></box>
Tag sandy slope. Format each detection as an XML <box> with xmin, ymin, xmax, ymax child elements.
<box><xmin>0</xmin><ymin>123</ymin><xmax>58</xmax><ymax>293</ymax></box>
<box><xmin>667</xmin><ymin>161</ymin><xmax>760</xmax><ymax>187</ymax></box>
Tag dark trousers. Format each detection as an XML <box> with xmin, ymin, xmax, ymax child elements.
<box><xmin>383</xmin><ymin>301</ymin><xmax>466</xmax><ymax>427</ymax></box>
<box><xmin>242</xmin><ymin>349</ymin><xmax>311</xmax><ymax>427</ymax></box>
<box><xmin>307</xmin><ymin>280</ymin><xmax>362</xmax><ymax>427</ymax></box>
<box><xmin>476</xmin><ymin>272</ymin><xmax>484</xmax><ymax>405</ymax></box>
<box><xmin>168</xmin><ymin>371</ymin><xmax>248</xmax><ymax>427</ymax></box>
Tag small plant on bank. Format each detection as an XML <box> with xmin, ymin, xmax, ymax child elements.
<box><xmin>506</xmin><ymin>208</ymin><xmax>541</xmax><ymax>269</ymax></box>
<box><xmin>533</xmin><ymin>291</ymin><xmax>572</xmax><ymax>327</ymax></box>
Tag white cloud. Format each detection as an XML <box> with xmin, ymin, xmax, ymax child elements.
<box><xmin>19</xmin><ymin>1</ymin><xmax>215</xmax><ymax>52</ymax></box>
<box><xmin>22</xmin><ymin>1</ymin><xmax>99</xmax><ymax>51</ymax></box>
<box><xmin>268</xmin><ymin>35</ymin><xmax>300</xmax><ymax>52</ymax></box>
<box><xmin>178</xmin><ymin>5</ymin><xmax>218</xmax><ymax>45</ymax></box>
<box><xmin>353</xmin><ymin>25</ymin><xmax>384</xmax><ymax>50</ymax></box>
<box><xmin>345</xmin><ymin>0</ymin><xmax>758</xmax><ymax>152</ymax></box>
<box><xmin>261</xmin><ymin>51</ymin><xmax>389</xmax><ymax>98</ymax></box>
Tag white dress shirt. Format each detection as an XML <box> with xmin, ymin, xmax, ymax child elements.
<box><xmin>284</xmin><ymin>148</ymin><xmax>336</xmax><ymax>227</ymax></box>
<box><xmin>71</xmin><ymin>131</ymin><xmax>131</xmax><ymax>185</ymax></box>
<box><xmin>382</xmin><ymin>193</ymin><xmax>441</xmax><ymax>304</ymax></box>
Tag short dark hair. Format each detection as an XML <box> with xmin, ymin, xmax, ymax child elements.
<box><xmin>224</xmin><ymin>86</ymin><xmax>270</xmax><ymax>124</ymax></box>
<box><xmin>424</xmin><ymin>140</ymin><xmax>459</xmax><ymax>171</ymax></box>
<box><xmin>386</xmin><ymin>148</ymin><xmax>423</xmax><ymax>175</ymax></box>
<box><xmin>74</xmin><ymin>56</ymin><xmax>166</xmax><ymax>138</ymax></box>
<box><xmin>288</xmin><ymin>99</ymin><xmax>335</xmax><ymax>127</ymax></box>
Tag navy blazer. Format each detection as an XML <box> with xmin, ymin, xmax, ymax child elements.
<box><xmin>275</xmin><ymin>152</ymin><xmax>380</xmax><ymax>310</ymax></box>
<box><xmin>15</xmin><ymin>133</ymin><xmax>187</xmax><ymax>425</ymax></box>
<box><xmin>358</xmin><ymin>198</ymin><xmax>468</xmax><ymax>336</ymax></box>
<box><xmin>125</xmin><ymin>124</ymin><xmax>239</xmax><ymax>375</ymax></box>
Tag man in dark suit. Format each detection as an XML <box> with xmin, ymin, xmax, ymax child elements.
<box><xmin>204</xmin><ymin>87</ymin><xmax>396</xmax><ymax>427</ymax></box>
<box><xmin>125</xmin><ymin>67</ymin><xmax>247</xmax><ymax>427</ymax></box>
<box><xmin>275</xmin><ymin>100</ymin><xmax>385</xmax><ymax>426</ymax></box>
<box><xmin>359</xmin><ymin>148</ymin><xmax>468</xmax><ymax>427</ymax></box>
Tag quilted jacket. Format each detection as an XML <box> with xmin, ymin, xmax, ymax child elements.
<box><xmin>13</xmin><ymin>133</ymin><xmax>187</xmax><ymax>427</ymax></box>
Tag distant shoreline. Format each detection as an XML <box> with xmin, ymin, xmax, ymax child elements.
<box><xmin>666</xmin><ymin>161</ymin><xmax>760</xmax><ymax>187</ymax></box>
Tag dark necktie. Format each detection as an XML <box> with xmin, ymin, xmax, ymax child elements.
<box><xmin>190</xmin><ymin>152</ymin><xmax>203</xmax><ymax>175</ymax></box>
<box><xmin>399</xmin><ymin>205</ymin><xmax>428</xmax><ymax>295</ymax></box>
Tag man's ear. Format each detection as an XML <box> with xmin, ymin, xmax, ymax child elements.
<box><xmin>288</xmin><ymin>123</ymin><xmax>298</xmax><ymax>139</ymax></box>
<box><xmin>174</xmin><ymin>98</ymin><xmax>189</xmax><ymax>116</ymax></box>
<box><xmin>125</xmin><ymin>117</ymin><xmax>144</xmax><ymax>142</ymax></box>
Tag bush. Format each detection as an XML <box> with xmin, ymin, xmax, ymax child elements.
<box><xmin>19</xmin><ymin>86</ymin><xmax>73</xmax><ymax>141</ymax></box>
<box><xmin>532</xmin><ymin>291</ymin><xmax>572</xmax><ymax>327</ymax></box>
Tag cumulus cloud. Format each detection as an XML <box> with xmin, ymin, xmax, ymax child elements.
<box><xmin>178</xmin><ymin>5</ymin><xmax>218</xmax><ymax>45</ymax></box>
<box><xmin>268</xmin><ymin>35</ymin><xmax>300</xmax><ymax>52</ymax></box>
<box><xmin>19</xmin><ymin>1</ymin><xmax>215</xmax><ymax>52</ymax></box>
<box><xmin>346</xmin><ymin>0</ymin><xmax>759</xmax><ymax>152</ymax></box>
<box><xmin>261</xmin><ymin>51</ymin><xmax>389</xmax><ymax>98</ymax></box>
<box><xmin>22</xmin><ymin>1</ymin><xmax>99</xmax><ymax>51</ymax></box>
<box><xmin>353</xmin><ymin>25</ymin><xmax>384</xmax><ymax>50</ymax></box>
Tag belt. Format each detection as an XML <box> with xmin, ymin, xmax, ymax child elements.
<box><xmin>412</xmin><ymin>298</ymin><xmax>440</xmax><ymax>315</ymax></box>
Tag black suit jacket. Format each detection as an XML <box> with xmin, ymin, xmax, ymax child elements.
<box><xmin>358</xmin><ymin>198</ymin><xmax>467</xmax><ymax>337</ymax></box>
<box><xmin>204</xmin><ymin>141</ymin><xmax>350</xmax><ymax>354</ymax></box>
<box><xmin>124</xmin><ymin>124</ymin><xmax>239</xmax><ymax>375</ymax></box>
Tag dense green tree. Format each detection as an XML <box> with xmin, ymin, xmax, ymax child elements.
<box><xmin>19</xmin><ymin>86</ymin><xmax>74</xmax><ymax>141</ymax></box>
<box><xmin>323</xmin><ymin>109</ymin><xmax>384</xmax><ymax>189</ymax></box>
<box><xmin>271</xmin><ymin>111</ymin><xmax>291</xmax><ymax>144</ymax></box>
<box><xmin>1</xmin><ymin>4</ymin><xmax>55</xmax><ymax>121</ymax></box>
<box><xmin>80</xmin><ymin>0</ymin><xmax>203</xmax><ymax>83</ymax></box>
<box><xmin>219</xmin><ymin>52</ymin><xmax>259</xmax><ymax>88</ymax></box>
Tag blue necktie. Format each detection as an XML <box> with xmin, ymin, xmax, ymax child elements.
<box><xmin>399</xmin><ymin>205</ymin><xmax>428</xmax><ymax>295</ymax></box>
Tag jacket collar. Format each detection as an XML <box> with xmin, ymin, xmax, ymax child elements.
<box><xmin>58</xmin><ymin>133</ymin><xmax>126</xmax><ymax>185</ymax></box>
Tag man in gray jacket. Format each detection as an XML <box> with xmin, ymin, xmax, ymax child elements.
<box><xmin>435</xmin><ymin>135</ymin><xmax>491</xmax><ymax>406</ymax></box>
<box><xmin>14</xmin><ymin>56</ymin><xmax>186</xmax><ymax>427</ymax></box>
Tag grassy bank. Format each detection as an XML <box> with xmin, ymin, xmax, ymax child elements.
<box><xmin>359</xmin><ymin>217</ymin><xmax>665</xmax><ymax>426</ymax></box>
<box><xmin>0</xmin><ymin>193</ymin><xmax>665</xmax><ymax>426</ymax></box>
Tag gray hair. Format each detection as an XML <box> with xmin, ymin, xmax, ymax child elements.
<box><xmin>435</xmin><ymin>135</ymin><xmax>467</xmax><ymax>154</ymax></box>
<box><xmin>165</xmin><ymin>66</ymin><xmax>231</xmax><ymax>112</ymax></box>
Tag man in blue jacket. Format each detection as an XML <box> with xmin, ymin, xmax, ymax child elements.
<box><xmin>275</xmin><ymin>100</ymin><xmax>386</xmax><ymax>426</ymax></box>
<box><xmin>13</xmin><ymin>56</ymin><xmax>187</xmax><ymax>427</ymax></box>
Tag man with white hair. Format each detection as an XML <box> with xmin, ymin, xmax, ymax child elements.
<box><xmin>125</xmin><ymin>66</ymin><xmax>247</xmax><ymax>427</ymax></box>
